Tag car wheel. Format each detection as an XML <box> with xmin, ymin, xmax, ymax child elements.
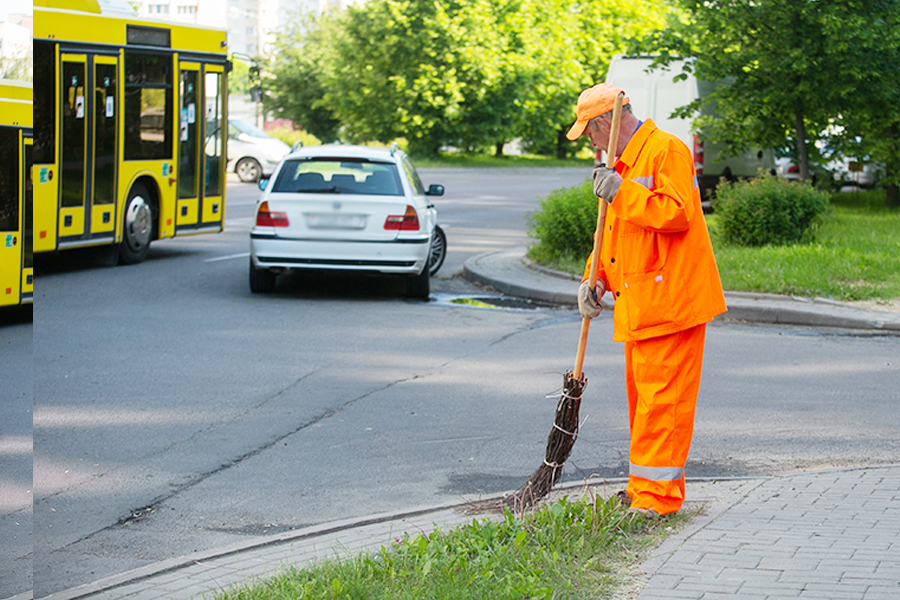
<box><xmin>407</xmin><ymin>265</ymin><xmax>430</xmax><ymax>300</ymax></box>
<box><xmin>118</xmin><ymin>183</ymin><xmax>153</xmax><ymax>265</ymax></box>
<box><xmin>428</xmin><ymin>225</ymin><xmax>446</xmax><ymax>277</ymax></box>
<box><xmin>249</xmin><ymin>258</ymin><xmax>277</xmax><ymax>293</ymax></box>
<box><xmin>236</xmin><ymin>157</ymin><xmax>262</xmax><ymax>183</ymax></box>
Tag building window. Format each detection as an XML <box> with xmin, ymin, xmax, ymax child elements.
<box><xmin>178</xmin><ymin>5</ymin><xmax>197</xmax><ymax>14</ymax></box>
<box><xmin>148</xmin><ymin>4</ymin><xmax>170</xmax><ymax>14</ymax></box>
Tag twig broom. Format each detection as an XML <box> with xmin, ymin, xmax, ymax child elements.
<box><xmin>504</xmin><ymin>92</ymin><xmax>625</xmax><ymax>511</ymax></box>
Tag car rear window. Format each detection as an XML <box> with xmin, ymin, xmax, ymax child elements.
<box><xmin>271</xmin><ymin>158</ymin><xmax>404</xmax><ymax>196</ymax></box>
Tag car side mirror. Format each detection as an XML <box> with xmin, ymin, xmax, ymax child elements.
<box><xmin>426</xmin><ymin>184</ymin><xmax>444</xmax><ymax>197</ymax></box>
<box><xmin>259</xmin><ymin>177</ymin><xmax>269</xmax><ymax>191</ymax></box>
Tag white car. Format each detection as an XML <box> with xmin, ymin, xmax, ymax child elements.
<box><xmin>249</xmin><ymin>144</ymin><xmax>444</xmax><ymax>299</ymax></box>
<box><xmin>224</xmin><ymin>119</ymin><xmax>291</xmax><ymax>182</ymax></box>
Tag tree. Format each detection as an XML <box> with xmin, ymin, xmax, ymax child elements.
<box><xmin>265</xmin><ymin>11</ymin><xmax>342</xmax><ymax>142</ymax></box>
<box><xmin>263</xmin><ymin>0</ymin><xmax>672</xmax><ymax>157</ymax></box>
<box><xmin>643</xmin><ymin>0</ymin><xmax>900</xmax><ymax>205</ymax></box>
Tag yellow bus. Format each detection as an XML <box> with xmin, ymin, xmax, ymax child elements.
<box><xmin>33</xmin><ymin>0</ymin><xmax>229</xmax><ymax>264</ymax></box>
<box><xmin>0</xmin><ymin>80</ymin><xmax>33</xmax><ymax>307</ymax></box>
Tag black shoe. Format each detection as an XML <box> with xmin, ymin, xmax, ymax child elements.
<box><xmin>615</xmin><ymin>490</ymin><xmax>631</xmax><ymax>507</ymax></box>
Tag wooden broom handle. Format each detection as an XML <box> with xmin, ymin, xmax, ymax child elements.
<box><xmin>573</xmin><ymin>91</ymin><xmax>624</xmax><ymax>378</ymax></box>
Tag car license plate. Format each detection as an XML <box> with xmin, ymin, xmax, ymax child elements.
<box><xmin>306</xmin><ymin>213</ymin><xmax>367</xmax><ymax>230</ymax></box>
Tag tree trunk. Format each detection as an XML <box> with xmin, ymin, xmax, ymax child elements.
<box><xmin>556</xmin><ymin>129</ymin><xmax>567</xmax><ymax>160</ymax></box>
<box><xmin>887</xmin><ymin>184</ymin><xmax>899</xmax><ymax>208</ymax></box>
<box><xmin>495</xmin><ymin>142</ymin><xmax>504</xmax><ymax>157</ymax></box>
<box><xmin>794</xmin><ymin>110</ymin><xmax>811</xmax><ymax>182</ymax></box>
<box><xmin>886</xmin><ymin>123</ymin><xmax>899</xmax><ymax>208</ymax></box>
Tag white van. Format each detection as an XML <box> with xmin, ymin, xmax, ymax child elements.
<box><xmin>605</xmin><ymin>55</ymin><xmax>774</xmax><ymax>200</ymax></box>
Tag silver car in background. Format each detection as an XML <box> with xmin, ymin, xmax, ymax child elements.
<box><xmin>249</xmin><ymin>144</ymin><xmax>444</xmax><ymax>299</ymax></box>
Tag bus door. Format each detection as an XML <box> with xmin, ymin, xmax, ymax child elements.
<box><xmin>0</xmin><ymin>127</ymin><xmax>31</xmax><ymax>307</ymax></box>
<box><xmin>202</xmin><ymin>65</ymin><xmax>225</xmax><ymax>230</ymax></box>
<box><xmin>176</xmin><ymin>62</ymin><xmax>224</xmax><ymax>233</ymax></box>
<box><xmin>58</xmin><ymin>53</ymin><xmax>119</xmax><ymax>248</ymax></box>
<box><xmin>177</xmin><ymin>63</ymin><xmax>200</xmax><ymax>228</ymax></box>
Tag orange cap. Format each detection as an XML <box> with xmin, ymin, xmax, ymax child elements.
<box><xmin>565</xmin><ymin>83</ymin><xmax>629</xmax><ymax>140</ymax></box>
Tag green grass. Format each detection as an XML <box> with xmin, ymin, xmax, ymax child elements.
<box><xmin>709</xmin><ymin>189</ymin><xmax>900</xmax><ymax>301</ymax></box>
<box><xmin>215</xmin><ymin>495</ymin><xmax>692</xmax><ymax>600</ymax></box>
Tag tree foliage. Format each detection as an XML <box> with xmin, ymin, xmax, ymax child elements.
<box><xmin>640</xmin><ymin>0</ymin><xmax>900</xmax><ymax>205</ymax></box>
<box><xmin>264</xmin><ymin>0</ymin><xmax>670</xmax><ymax>157</ymax></box>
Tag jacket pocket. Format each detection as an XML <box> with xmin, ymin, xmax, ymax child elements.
<box><xmin>623</xmin><ymin>269</ymin><xmax>673</xmax><ymax>332</ymax></box>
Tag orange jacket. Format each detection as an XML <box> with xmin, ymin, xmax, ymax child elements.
<box><xmin>583</xmin><ymin>119</ymin><xmax>727</xmax><ymax>342</ymax></box>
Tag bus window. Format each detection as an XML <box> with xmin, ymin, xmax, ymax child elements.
<box><xmin>94</xmin><ymin>63</ymin><xmax>117</xmax><ymax>205</ymax></box>
<box><xmin>124</xmin><ymin>52</ymin><xmax>173</xmax><ymax>160</ymax></box>
<box><xmin>179</xmin><ymin>70</ymin><xmax>198</xmax><ymax>199</ymax></box>
<box><xmin>0</xmin><ymin>129</ymin><xmax>17</xmax><ymax>231</ymax></box>
<box><xmin>34</xmin><ymin>40</ymin><xmax>56</xmax><ymax>165</ymax></box>
<box><xmin>204</xmin><ymin>71</ymin><xmax>223</xmax><ymax>198</ymax></box>
<box><xmin>61</xmin><ymin>61</ymin><xmax>87</xmax><ymax>208</ymax></box>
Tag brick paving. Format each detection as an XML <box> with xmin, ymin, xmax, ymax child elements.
<box><xmin>637</xmin><ymin>466</ymin><xmax>900</xmax><ymax>600</ymax></box>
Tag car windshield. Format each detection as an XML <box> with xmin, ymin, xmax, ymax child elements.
<box><xmin>229</xmin><ymin>119</ymin><xmax>271</xmax><ymax>139</ymax></box>
<box><xmin>271</xmin><ymin>158</ymin><xmax>404</xmax><ymax>196</ymax></box>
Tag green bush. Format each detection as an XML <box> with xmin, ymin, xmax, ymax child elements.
<box><xmin>527</xmin><ymin>180</ymin><xmax>597</xmax><ymax>266</ymax></box>
<box><xmin>712</xmin><ymin>174</ymin><xmax>831</xmax><ymax>246</ymax></box>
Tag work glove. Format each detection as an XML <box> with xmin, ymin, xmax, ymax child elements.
<box><xmin>578</xmin><ymin>280</ymin><xmax>606</xmax><ymax>319</ymax></box>
<box><xmin>592</xmin><ymin>166</ymin><xmax>622</xmax><ymax>203</ymax></box>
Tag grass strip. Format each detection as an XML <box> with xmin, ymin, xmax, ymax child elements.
<box><xmin>215</xmin><ymin>494</ymin><xmax>691</xmax><ymax>600</ymax></box>
<box><xmin>709</xmin><ymin>190</ymin><xmax>900</xmax><ymax>301</ymax></box>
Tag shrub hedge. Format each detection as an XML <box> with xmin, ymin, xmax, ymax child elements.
<box><xmin>527</xmin><ymin>180</ymin><xmax>597</xmax><ymax>264</ymax></box>
<box><xmin>712</xmin><ymin>174</ymin><xmax>831</xmax><ymax>246</ymax></box>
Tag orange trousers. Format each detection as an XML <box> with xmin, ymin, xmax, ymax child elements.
<box><xmin>624</xmin><ymin>323</ymin><xmax>706</xmax><ymax>515</ymax></box>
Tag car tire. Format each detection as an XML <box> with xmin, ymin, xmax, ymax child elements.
<box><xmin>428</xmin><ymin>225</ymin><xmax>446</xmax><ymax>277</ymax></box>
<box><xmin>236</xmin><ymin>157</ymin><xmax>262</xmax><ymax>183</ymax></box>
<box><xmin>118</xmin><ymin>183</ymin><xmax>153</xmax><ymax>265</ymax></box>
<box><xmin>249</xmin><ymin>258</ymin><xmax>277</xmax><ymax>293</ymax></box>
<box><xmin>407</xmin><ymin>265</ymin><xmax>430</xmax><ymax>300</ymax></box>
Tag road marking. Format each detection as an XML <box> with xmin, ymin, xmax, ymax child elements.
<box><xmin>204</xmin><ymin>252</ymin><xmax>250</xmax><ymax>263</ymax></box>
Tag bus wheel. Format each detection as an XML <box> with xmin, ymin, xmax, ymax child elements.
<box><xmin>236</xmin><ymin>158</ymin><xmax>262</xmax><ymax>183</ymax></box>
<box><xmin>119</xmin><ymin>183</ymin><xmax>153</xmax><ymax>264</ymax></box>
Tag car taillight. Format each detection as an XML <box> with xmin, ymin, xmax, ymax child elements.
<box><xmin>384</xmin><ymin>205</ymin><xmax>420</xmax><ymax>231</ymax></box>
<box><xmin>256</xmin><ymin>201</ymin><xmax>289</xmax><ymax>227</ymax></box>
<box><xmin>693</xmin><ymin>135</ymin><xmax>704</xmax><ymax>174</ymax></box>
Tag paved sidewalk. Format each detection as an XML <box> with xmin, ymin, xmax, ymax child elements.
<box><xmin>32</xmin><ymin>249</ymin><xmax>900</xmax><ymax>600</ymax></box>
<box><xmin>638</xmin><ymin>466</ymin><xmax>900</xmax><ymax>600</ymax></box>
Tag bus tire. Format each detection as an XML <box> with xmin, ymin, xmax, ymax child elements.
<box><xmin>249</xmin><ymin>258</ymin><xmax>277</xmax><ymax>293</ymax></box>
<box><xmin>118</xmin><ymin>183</ymin><xmax>153</xmax><ymax>265</ymax></box>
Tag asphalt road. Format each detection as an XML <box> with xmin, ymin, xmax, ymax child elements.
<box><xmin>28</xmin><ymin>170</ymin><xmax>900</xmax><ymax>598</ymax></box>
<box><xmin>0</xmin><ymin>305</ymin><xmax>33</xmax><ymax>599</ymax></box>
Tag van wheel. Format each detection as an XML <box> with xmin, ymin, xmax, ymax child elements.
<box><xmin>249</xmin><ymin>258</ymin><xmax>277</xmax><ymax>293</ymax></box>
<box><xmin>407</xmin><ymin>266</ymin><xmax>430</xmax><ymax>300</ymax></box>
<box><xmin>118</xmin><ymin>183</ymin><xmax>153</xmax><ymax>264</ymax></box>
<box><xmin>236</xmin><ymin>158</ymin><xmax>262</xmax><ymax>183</ymax></box>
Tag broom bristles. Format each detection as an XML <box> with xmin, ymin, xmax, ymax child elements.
<box><xmin>503</xmin><ymin>369</ymin><xmax>585</xmax><ymax>511</ymax></box>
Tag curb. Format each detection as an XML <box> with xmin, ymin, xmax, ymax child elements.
<box><xmin>463</xmin><ymin>249</ymin><xmax>900</xmax><ymax>332</ymax></box>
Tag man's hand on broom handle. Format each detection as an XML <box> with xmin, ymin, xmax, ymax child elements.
<box><xmin>578</xmin><ymin>280</ymin><xmax>606</xmax><ymax>319</ymax></box>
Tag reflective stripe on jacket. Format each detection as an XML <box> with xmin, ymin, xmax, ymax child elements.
<box><xmin>583</xmin><ymin>119</ymin><xmax>727</xmax><ymax>342</ymax></box>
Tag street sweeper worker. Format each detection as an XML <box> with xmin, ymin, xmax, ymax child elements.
<box><xmin>567</xmin><ymin>82</ymin><xmax>727</xmax><ymax>517</ymax></box>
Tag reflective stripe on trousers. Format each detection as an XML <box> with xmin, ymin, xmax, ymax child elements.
<box><xmin>625</xmin><ymin>323</ymin><xmax>707</xmax><ymax>515</ymax></box>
